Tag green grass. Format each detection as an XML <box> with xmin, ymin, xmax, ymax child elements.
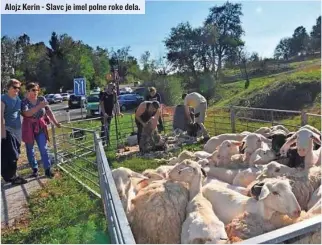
<box><xmin>1</xmin><ymin>172</ymin><xmax>110</xmax><ymax>244</ymax></box>
<box><xmin>215</xmin><ymin>67</ymin><xmax>321</xmax><ymax>107</ymax></box>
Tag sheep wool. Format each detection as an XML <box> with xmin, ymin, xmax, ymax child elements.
<box><xmin>129</xmin><ymin>180</ymin><xmax>189</xmax><ymax>244</ymax></box>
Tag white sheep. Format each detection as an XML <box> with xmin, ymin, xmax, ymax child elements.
<box><xmin>205</xmin><ymin>165</ymin><xmax>264</xmax><ymax>187</ymax></box>
<box><xmin>203</xmin><ymin>133</ymin><xmax>248</xmax><ymax>153</ymax></box>
<box><xmin>168</xmin><ymin>156</ymin><xmax>179</xmax><ymax>165</ymax></box>
<box><xmin>232</xmin><ymin>165</ymin><xmax>265</xmax><ymax>187</ymax></box>
<box><xmin>270</xmin><ymin>124</ymin><xmax>290</xmax><ymax>134</ymax></box>
<box><xmin>129</xmin><ymin>179</ymin><xmax>189</xmax><ymax>244</ymax></box>
<box><xmin>215</xmin><ymin>140</ymin><xmax>242</xmax><ymax>166</ymax></box>
<box><xmin>205</xmin><ymin>166</ymin><xmax>241</xmax><ymax>184</ymax></box>
<box><xmin>167</xmin><ymin>150</ymin><xmax>197</xmax><ymax>166</ymax></box>
<box><xmin>307</xmin><ymin>185</ymin><xmax>321</xmax><ymax>211</ymax></box>
<box><xmin>301</xmin><ymin>124</ymin><xmax>321</xmax><ymax>136</ymax></box>
<box><xmin>204</xmin><ymin>177</ymin><xmax>249</xmax><ymax>196</ymax></box>
<box><xmin>155</xmin><ymin>165</ymin><xmax>175</xmax><ymax>178</ymax></box>
<box><xmin>249</xmin><ymin>148</ymin><xmax>276</xmax><ymax>166</ymax></box>
<box><xmin>254</xmin><ymin>127</ymin><xmax>272</xmax><ymax>138</ymax></box>
<box><xmin>225</xmin><ymin>209</ymin><xmax>317</xmax><ymax>243</ymax></box>
<box><xmin>202</xmin><ymin>177</ymin><xmax>301</xmax><ymax>225</ymax></box>
<box><xmin>256</xmin><ymin>164</ymin><xmax>321</xmax><ymax>210</ymax></box>
<box><xmin>168</xmin><ymin>160</ymin><xmax>228</xmax><ymax>244</ymax></box>
<box><xmin>241</xmin><ymin>133</ymin><xmax>272</xmax><ymax>162</ymax></box>
<box><xmin>112</xmin><ymin>167</ymin><xmax>149</xmax><ymax>215</ymax></box>
<box><xmin>194</xmin><ymin>150</ymin><xmax>212</xmax><ymax>159</ymax></box>
<box><xmin>142</xmin><ymin>169</ymin><xmax>165</xmax><ymax>181</ymax></box>
<box><xmin>280</xmin><ymin>128</ymin><xmax>321</xmax><ymax>169</ymax></box>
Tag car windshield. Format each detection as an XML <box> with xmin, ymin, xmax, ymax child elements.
<box><xmin>61</xmin><ymin>93</ymin><xmax>68</xmax><ymax>96</ymax></box>
<box><xmin>87</xmin><ymin>95</ymin><xmax>99</xmax><ymax>103</ymax></box>
<box><xmin>48</xmin><ymin>95</ymin><xmax>54</xmax><ymax>98</ymax></box>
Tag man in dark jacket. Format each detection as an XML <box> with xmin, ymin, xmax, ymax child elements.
<box><xmin>145</xmin><ymin>87</ymin><xmax>164</xmax><ymax>132</ymax></box>
<box><xmin>99</xmin><ymin>82</ymin><xmax>122</xmax><ymax>145</ymax></box>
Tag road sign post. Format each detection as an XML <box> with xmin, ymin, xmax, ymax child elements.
<box><xmin>74</xmin><ymin>78</ymin><xmax>87</xmax><ymax>119</ymax></box>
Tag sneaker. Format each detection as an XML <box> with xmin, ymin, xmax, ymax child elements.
<box><xmin>11</xmin><ymin>176</ymin><xmax>28</xmax><ymax>185</ymax></box>
<box><xmin>31</xmin><ymin>168</ymin><xmax>39</xmax><ymax>178</ymax></box>
<box><xmin>45</xmin><ymin>169</ymin><xmax>54</xmax><ymax>178</ymax></box>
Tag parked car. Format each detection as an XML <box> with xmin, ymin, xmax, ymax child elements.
<box><xmin>69</xmin><ymin>94</ymin><xmax>87</xmax><ymax>109</ymax></box>
<box><xmin>86</xmin><ymin>92</ymin><xmax>100</xmax><ymax>118</ymax></box>
<box><xmin>47</xmin><ymin>94</ymin><xmax>63</xmax><ymax>104</ymax></box>
<box><xmin>61</xmin><ymin>93</ymin><xmax>70</xmax><ymax>101</ymax></box>
<box><xmin>133</xmin><ymin>87</ymin><xmax>148</xmax><ymax>97</ymax></box>
<box><xmin>119</xmin><ymin>86</ymin><xmax>133</xmax><ymax>95</ymax></box>
<box><xmin>118</xmin><ymin>93</ymin><xmax>144</xmax><ymax>111</ymax></box>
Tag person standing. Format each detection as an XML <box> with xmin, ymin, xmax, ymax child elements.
<box><xmin>145</xmin><ymin>87</ymin><xmax>164</xmax><ymax>132</ymax></box>
<box><xmin>1</xmin><ymin>79</ymin><xmax>27</xmax><ymax>185</ymax></box>
<box><xmin>182</xmin><ymin>92</ymin><xmax>210</xmax><ymax>140</ymax></box>
<box><xmin>99</xmin><ymin>82</ymin><xmax>122</xmax><ymax>145</ymax></box>
<box><xmin>21</xmin><ymin>83</ymin><xmax>61</xmax><ymax>178</ymax></box>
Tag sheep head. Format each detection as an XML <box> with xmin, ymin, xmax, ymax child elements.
<box><xmin>216</xmin><ymin>140</ymin><xmax>241</xmax><ymax>165</ymax></box>
<box><xmin>251</xmin><ymin>178</ymin><xmax>301</xmax><ymax>220</ymax></box>
<box><xmin>249</xmin><ymin>148</ymin><xmax>276</xmax><ymax>166</ymax></box>
<box><xmin>296</xmin><ymin>128</ymin><xmax>321</xmax><ymax>157</ymax></box>
<box><xmin>255</xmin><ymin>161</ymin><xmax>295</xmax><ymax>180</ymax></box>
<box><xmin>241</xmin><ymin>133</ymin><xmax>272</xmax><ymax>161</ymax></box>
<box><xmin>168</xmin><ymin>159</ymin><xmax>206</xmax><ymax>184</ymax></box>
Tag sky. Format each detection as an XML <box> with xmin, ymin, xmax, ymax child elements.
<box><xmin>1</xmin><ymin>0</ymin><xmax>321</xmax><ymax>62</ymax></box>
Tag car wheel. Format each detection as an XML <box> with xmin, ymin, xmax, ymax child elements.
<box><xmin>121</xmin><ymin>105</ymin><xmax>127</xmax><ymax>111</ymax></box>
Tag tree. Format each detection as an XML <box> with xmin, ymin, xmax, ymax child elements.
<box><xmin>205</xmin><ymin>1</ymin><xmax>244</xmax><ymax>76</ymax></box>
<box><xmin>274</xmin><ymin>38</ymin><xmax>292</xmax><ymax>60</ymax></box>
<box><xmin>290</xmin><ymin>26</ymin><xmax>310</xmax><ymax>55</ymax></box>
<box><xmin>164</xmin><ymin>22</ymin><xmax>199</xmax><ymax>75</ymax></box>
<box><xmin>235</xmin><ymin>46</ymin><xmax>250</xmax><ymax>89</ymax></box>
<box><xmin>310</xmin><ymin>16</ymin><xmax>321</xmax><ymax>53</ymax></box>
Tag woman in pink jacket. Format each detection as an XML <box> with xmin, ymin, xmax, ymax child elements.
<box><xmin>21</xmin><ymin>83</ymin><xmax>61</xmax><ymax>178</ymax></box>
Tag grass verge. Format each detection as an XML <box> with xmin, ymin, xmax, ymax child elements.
<box><xmin>1</xmin><ymin>171</ymin><xmax>110</xmax><ymax>244</ymax></box>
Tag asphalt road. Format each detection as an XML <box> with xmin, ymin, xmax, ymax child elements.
<box><xmin>53</xmin><ymin>107</ymin><xmax>88</xmax><ymax>123</ymax></box>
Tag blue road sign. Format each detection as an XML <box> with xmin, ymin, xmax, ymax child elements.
<box><xmin>73</xmin><ymin>78</ymin><xmax>86</xmax><ymax>96</ymax></box>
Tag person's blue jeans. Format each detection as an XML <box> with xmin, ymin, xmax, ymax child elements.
<box><xmin>25</xmin><ymin>132</ymin><xmax>51</xmax><ymax>170</ymax></box>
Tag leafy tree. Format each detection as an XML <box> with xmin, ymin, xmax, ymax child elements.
<box><xmin>205</xmin><ymin>1</ymin><xmax>244</xmax><ymax>76</ymax></box>
<box><xmin>290</xmin><ymin>26</ymin><xmax>310</xmax><ymax>55</ymax></box>
<box><xmin>274</xmin><ymin>38</ymin><xmax>292</xmax><ymax>60</ymax></box>
<box><xmin>164</xmin><ymin>22</ymin><xmax>199</xmax><ymax>75</ymax></box>
<box><xmin>310</xmin><ymin>16</ymin><xmax>321</xmax><ymax>52</ymax></box>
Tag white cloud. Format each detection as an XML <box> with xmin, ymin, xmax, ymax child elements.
<box><xmin>255</xmin><ymin>7</ymin><xmax>262</xmax><ymax>14</ymax></box>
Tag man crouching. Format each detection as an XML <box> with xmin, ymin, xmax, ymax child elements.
<box><xmin>135</xmin><ymin>101</ymin><xmax>166</xmax><ymax>153</ymax></box>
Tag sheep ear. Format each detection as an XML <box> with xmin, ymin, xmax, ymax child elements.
<box><xmin>240</xmin><ymin>141</ymin><xmax>246</xmax><ymax>151</ymax></box>
<box><xmin>201</xmin><ymin>168</ymin><xmax>207</xmax><ymax>177</ymax></box>
<box><xmin>231</xmin><ymin>140</ymin><xmax>242</xmax><ymax>146</ymax></box>
<box><xmin>311</xmin><ymin>133</ymin><xmax>321</xmax><ymax>145</ymax></box>
<box><xmin>258</xmin><ymin>184</ymin><xmax>270</xmax><ymax>200</ymax></box>
<box><xmin>137</xmin><ymin>179</ymin><xmax>149</xmax><ymax>189</ymax></box>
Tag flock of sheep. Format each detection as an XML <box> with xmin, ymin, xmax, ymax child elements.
<box><xmin>112</xmin><ymin>124</ymin><xmax>321</xmax><ymax>244</ymax></box>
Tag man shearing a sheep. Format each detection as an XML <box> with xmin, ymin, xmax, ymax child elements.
<box><xmin>135</xmin><ymin>100</ymin><xmax>166</xmax><ymax>153</ymax></box>
<box><xmin>182</xmin><ymin>92</ymin><xmax>210</xmax><ymax>141</ymax></box>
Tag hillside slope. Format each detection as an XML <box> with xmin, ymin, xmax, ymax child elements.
<box><xmin>215</xmin><ymin>60</ymin><xmax>321</xmax><ymax>112</ymax></box>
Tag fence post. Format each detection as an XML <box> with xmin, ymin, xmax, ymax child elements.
<box><xmin>271</xmin><ymin>110</ymin><xmax>274</xmax><ymax>126</ymax></box>
<box><xmin>130</xmin><ymin>114</ymin><xmax>135</xmax><ymax>133</ymax></box>
<box><xmin>93</xmin><ymin>131</ymin><xmax>96</xmax><ymax>154</ymax></box>
<box><xmin>301</xmin><ymin>111</ymin><xmax>308</xmax><ymax>126</ymax></box>
<box><xmin>51</xmin><ymin>124</ymin><xmax>58</xmax><ymax>164</ymax></box>
<box><xmin>230</xmin><ymin>106</ymin><xmax>236</xmax><ymax>133</ymax></box>
<box><xmin>66</xmin><ymin>109</ymin><xmax>70</xmax><ymax>123</ymax></box>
